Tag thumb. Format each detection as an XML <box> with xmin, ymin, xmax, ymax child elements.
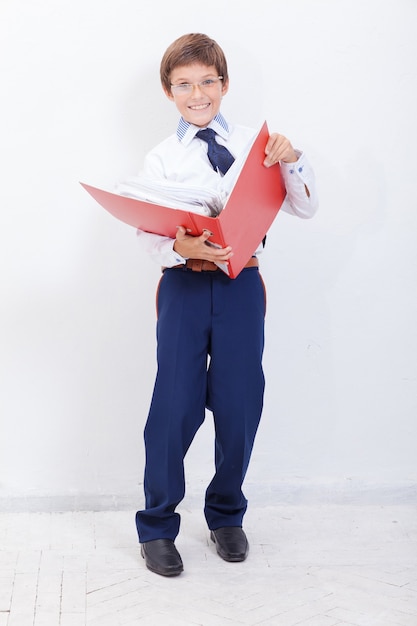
<box><xmin>176</xmin><ymin>225</ymin><xmax>187</xmax><ymax>240</ymax></box>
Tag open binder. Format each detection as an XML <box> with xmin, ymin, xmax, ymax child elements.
<box><xmin>81</xmin><ymin>121</ymin><xmax>286</xmax><ymax>278</ymax></box>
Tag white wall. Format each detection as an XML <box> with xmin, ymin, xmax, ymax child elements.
<box><xmin>1</xmin><ymin>0</ymin><xmax>416</xmax><ymax>510</ymax></box>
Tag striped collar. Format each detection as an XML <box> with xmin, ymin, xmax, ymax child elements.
<box><xmin>176</xmin><ymin>112</ymin><xmax>230</xmax><ymax>146</ymax></box>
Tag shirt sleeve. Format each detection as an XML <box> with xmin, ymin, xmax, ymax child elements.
<box><xmin>136</xmin><ymin>229</ymin><xmax>187</xmax><ymax>268</ymax></box>
<box><xmin>280</xmin><ymin>151</ymin><xmax>318</xmax><ymax>219</ymax></box>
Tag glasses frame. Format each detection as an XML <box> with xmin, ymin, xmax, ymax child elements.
<box><xmin>170</xmin><ymin>76</ymin><xmax>224</xmax><ymax>95</ymax></box>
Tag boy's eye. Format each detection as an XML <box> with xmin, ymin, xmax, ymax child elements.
<box><xmin>170</xmin><ymin>77</ymin><xmax>223</xmax><ymax>95</ymax></box>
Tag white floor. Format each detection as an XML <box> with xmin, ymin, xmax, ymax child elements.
<box><xmin>0</xmin><ymin>503</ymin><xmax>416</xmax><ymax>626</ymax></box>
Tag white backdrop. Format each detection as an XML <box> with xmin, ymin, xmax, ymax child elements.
<box><xmin>1</xmin><ymin>0</ymin><xmax>416</xmax><ymax>510</ymax></box>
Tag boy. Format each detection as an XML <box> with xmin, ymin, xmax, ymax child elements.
<box><xmin>135</xmin><ymin>33</ymin><xmax>318</xmax><ymax>576</ymax></box>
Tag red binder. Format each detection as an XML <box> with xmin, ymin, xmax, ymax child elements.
<box><xmin>81</xmin><ymin>121</ymin><xmax>286</xmax><ymax>278</ymax></box>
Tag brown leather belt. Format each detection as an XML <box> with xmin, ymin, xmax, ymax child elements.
<box><xmin>164</xmin><ymin>257</ymin><xmax>259</xmax><ymax>273</ymax></box>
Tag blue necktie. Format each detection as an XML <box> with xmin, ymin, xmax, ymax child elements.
<box><xmin>196</xmin><ymin>128</ymin><xmax>235</xmax><ymax>175</ymax></box>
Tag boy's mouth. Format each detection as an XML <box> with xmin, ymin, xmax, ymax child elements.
<box><xmin>189</xmin><ymin>103</ymin><xmax>210</xmax><ymax>111</ymax></box>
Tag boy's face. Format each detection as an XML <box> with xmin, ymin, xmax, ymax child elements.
<box><xmin>165</xmin><ymin>63</ymin><xmax>229</xmax><ymax>127</ymax></box>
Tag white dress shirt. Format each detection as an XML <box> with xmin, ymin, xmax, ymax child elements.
<box><xmin>136</xmin><ymin>113</ymin><xmax>318</xmax><ymax>268</ymax></box>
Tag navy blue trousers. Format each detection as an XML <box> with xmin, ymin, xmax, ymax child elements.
<box><xmin>135</xmin><ymin>265</ymin><xmax>266</xmax><ymax>543</ymax></box>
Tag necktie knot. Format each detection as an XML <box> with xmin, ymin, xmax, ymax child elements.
<box><xmin>196</xmin><ymin>128</ymin><xmax>216</xmax><ymax>143</ymax></box>
<box><xmin>196</xmin><ymin>128</ymin><xmax>235</xmax><ymax>175</ymax></box>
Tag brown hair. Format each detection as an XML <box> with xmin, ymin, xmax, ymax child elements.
<box><xmin>160</xmin><ymin>33</ymin><xmax>229</xmax><ymax>93</ymax></box>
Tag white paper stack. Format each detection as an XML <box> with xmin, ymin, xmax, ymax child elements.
<box><xmin>116</xmin><ymin>176</ymin><xmax>227</xmax><ymax>217</ymax></box>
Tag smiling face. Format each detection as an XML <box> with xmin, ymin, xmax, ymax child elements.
<box><xmin>165</xmin><ymin>63</ymin><xmax>229</xmax><ymax>127</ymax></box>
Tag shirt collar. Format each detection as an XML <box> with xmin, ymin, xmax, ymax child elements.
<box><xmin>176</xmin><ymin>112</ymin><xmax>230</xmax><ymax>146</ymax></box>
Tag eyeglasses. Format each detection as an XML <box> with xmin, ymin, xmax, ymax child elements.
<box><xmin>170</xmin><ymin>76</ymin><xmax>223</xmax><ymax>95</ymax></box>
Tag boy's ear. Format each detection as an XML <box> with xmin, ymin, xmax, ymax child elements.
<box><xmin>163</xmin><ymin>86</ymin><xmax>175</xmax><ymax>101</ymax></box>
<box><xmin>221</xmin><ymin>78</ymin><xmax>229</xmax><ymax>96</ymax></box>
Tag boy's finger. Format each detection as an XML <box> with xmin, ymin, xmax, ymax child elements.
<box><xmin>200</xmin><ymin>229</ymin><xmax>213</xmax><ymax>241</ymax></box>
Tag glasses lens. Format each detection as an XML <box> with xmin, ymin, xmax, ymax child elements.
<box><xmin>171</xmin><ymin>77</ymin><xmax>222</xmax><ymax>95</ymax></box>
<box><xmin>172</xmin><ymin>84</ymin><xmax>191</xmax><ymax>94</ymax></box>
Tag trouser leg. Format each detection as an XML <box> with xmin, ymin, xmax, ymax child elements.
<box><xmin>135</xmin><ymin>269</ymin><xmax>212</xmax><ymax>543</ymax></box>
<box><xmin>204</xmin><ymin>268</ymin><xmax>266</xmax><ymax>529</ymax></box>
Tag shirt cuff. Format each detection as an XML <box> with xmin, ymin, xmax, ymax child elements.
<box><xmin>280</xmin><ymin>150</ymin><xmax>307</xmax><ymax>180</ymax></box>
<box><xmin>280</xmin><ymin>151</ymin><xmax>318</xmax><ymax>219</ymax></box>
<box><xmin>136</xmin><ymin>229</ymin><xmax>186</xmax><ymax>267</ymax></box>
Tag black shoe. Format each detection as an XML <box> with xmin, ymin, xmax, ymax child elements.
<box><xmin>141</xmin><ymin>539</ymin><xmax>183</xmax><ymax>576</ymax></box>
<box><xmin>210</xmin><ymin>527</ymin><xmax>249</xmax><ymax>562</ymax></box>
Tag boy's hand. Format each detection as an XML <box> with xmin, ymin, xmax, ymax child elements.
<box><xmin>264</xmin><ymin>133</ymin><xmax>298</xmax><ymax>166</ymax></box>
<box><xmin>174</xmin><ymin>226</ymin><xmax>233</xmax><ymax>263</ymax></box>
